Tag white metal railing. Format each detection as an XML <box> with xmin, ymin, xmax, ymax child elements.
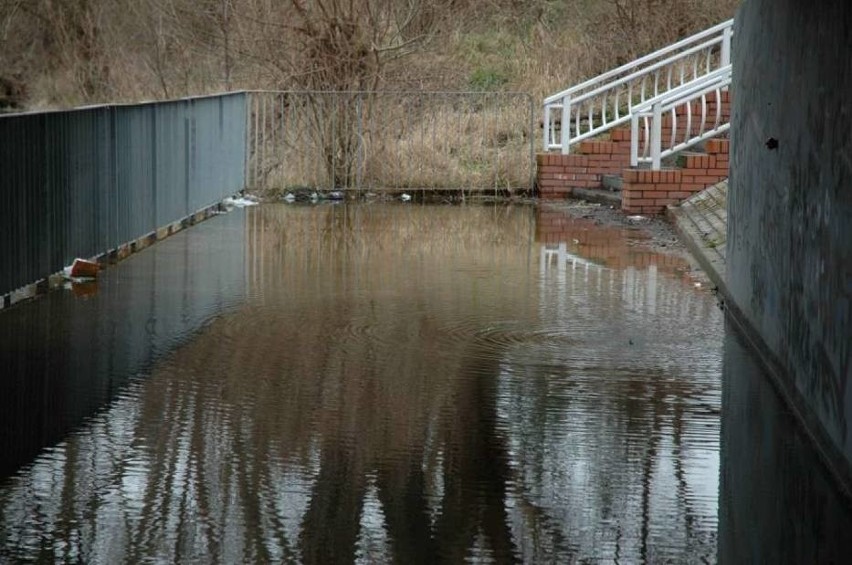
<box><xmin>630</xmin><ymin>65</ymin><xmax>731</xmax><ymax>169</ymax></box>
<box><xmin>543</xmin><ymin>19</ymin><xmax>733</xmax><ymax>154</ymax></box>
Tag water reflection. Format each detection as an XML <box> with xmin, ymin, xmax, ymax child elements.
<box><xmin>718</xmin><ymin>329</ymin><xmax>852</xmax><ymax>563</ymax></box>
<box><xmin>0</xmin><ymin>211</ymin><xmax>246</xmax><ymax>479</ymax></box>
<box><xmin>0</xmin><ymin>203</ymin><xmax>724</xmax><ymax>562</ymax></box>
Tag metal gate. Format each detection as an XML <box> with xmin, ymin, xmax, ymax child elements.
<box><xmin>246</xmin><ymin>91</ymin><xmax>535</xmax><ymax>194</ymax></box>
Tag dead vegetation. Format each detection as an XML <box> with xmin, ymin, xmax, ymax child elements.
<box><xmin>0</xmin><ymin>0</ymin><xmax>737</xmax><ymax>189</ymax></box>
<box><xmin>1</xmin><ymin>0</ymin><xmax>738</xmax><ymax>108</ymax></box>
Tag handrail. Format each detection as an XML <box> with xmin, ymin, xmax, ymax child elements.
<box><xmin>631</xmin><ymin>65</ymin><xmax>731</xmax><ymax>111</ymax></box>
<box><xmin>554</xmin><ymin>38</ymin><xmax>724</xmax><ymax>109</ymax></box>
<box><xmin>543</xmin><ymin>18</ymin><xmax>733</xmax><ymax>153</ymax></box>
<box><xmin>543</xmin><ymin>20</ymin><xmax>733</xmax><ymax>104</ymax></box>
<box><xmin>630</xmin><ymin>65</ymin><xmax>731</xmax><ymax>169</ymax></box>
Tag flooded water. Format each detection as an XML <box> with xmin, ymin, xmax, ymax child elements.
<box><xmin>0</xmin><ymin>203</ymin><xmax>850</xmax><ymax>563</ymax></box>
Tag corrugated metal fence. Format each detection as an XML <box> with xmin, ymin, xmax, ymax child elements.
<box><xmin>0</xmin><ymin>93</ymin><xmax>247</xmax><ymax>298</ymax></box>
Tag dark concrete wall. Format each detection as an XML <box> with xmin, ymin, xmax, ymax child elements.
<box><xmin>728</xmin><ymin>0</ymin><xmax>852</xmax><ymax>470</ymax></box>
<box><xmin>718</xmin><ymin>332</ymin><xmax>852</xmax><ymax>563</ymax></box>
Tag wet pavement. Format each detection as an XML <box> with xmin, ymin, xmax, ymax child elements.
<box><xmin>0</xmin><ymin>202</ymin><xmax>850</xmax><ymax>563</ymax></box>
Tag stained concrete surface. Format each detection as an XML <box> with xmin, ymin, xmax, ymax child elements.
<box><xmin>726</xmin><ymin>0</ymin><xmax>852</xmax><ymax>486</ymax></box>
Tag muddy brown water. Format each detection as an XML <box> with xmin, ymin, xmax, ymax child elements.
<box><xmin>0</xmin><ymin>203</ymin><xmax>850</xmax><ymax>563</ymax></box>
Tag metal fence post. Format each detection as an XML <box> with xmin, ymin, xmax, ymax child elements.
<box><xmin>560</xmin><ymin>94</ymin><xmax>571</xmax><ymax>154</ymax></box>
<box><xmin>630</xmin><ymin>113</ymin><xmax>640</xmax><ymax>167</ymax></box>
<box><xmin>529</xmin><ymin>94</ymin><xmax>536</xmax><ymax>192</ymax></box>
<box><xmin>244</xmin><ymin>92</ymin><xmax>251</xmax><ymax>190</ymax></box>
<box><xmin>651</xmin><ymin>102</ymin><xmax>663</xmax><ymax>170</ymax></box>
<box><xmin>356</xmin><ymin>92</ymin><xmax>363</xmax><ymax>191</ymax></box>
<box><xmin>721</xmin><ymin>25</ymin><xmax>732</xmax><ymax>68</ymax></box>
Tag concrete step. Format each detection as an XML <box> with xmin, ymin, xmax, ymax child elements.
<box><xmin>571</xmin><ymin>186</ymin><xmax>622</xmax><ymax>206</ymax></box>
<box><xmin>601</xmin><ymin>174</ymin><xmax>623</xmax><ymax>191</ymax></box>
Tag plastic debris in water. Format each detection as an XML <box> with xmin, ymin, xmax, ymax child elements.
<box><xmin>400</xmin><ymin>193</ymin><xmax>412</xmax><ymax>202</ymax></box>
<box><xmin>223</xmin><ymin>196</ymin><xmax>259</xmax><ymax>208</ymax></box>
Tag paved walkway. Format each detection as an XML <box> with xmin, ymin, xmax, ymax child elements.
<box><xmin>667</xmin><ymin>180</ymin><xmax>727</xmax><ymax>289</ymax></box>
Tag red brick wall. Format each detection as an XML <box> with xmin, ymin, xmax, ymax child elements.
<box><xmin>536</xmin><ymin>130</ymin><xmax>632</xmax><ymax>199</ymax></box>
<box><xmin>537</xmin><ymin>90</ymin><xmax>732</xmax><ymax>205</ymax></box>
<box><xmin>621</xmin><ymin>138</ymin><xmax>729</xmax><ymax>214</ymax></box>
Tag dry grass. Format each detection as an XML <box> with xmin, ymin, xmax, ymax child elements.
<box><xmin>2</xmin><ymin>1</ymin><xmax>739</xmax><ymax>108</ymax></box>
<box><xmin>1</xmin><ymin>0</ymin><xmax>738</xmax><ymax>189</ymax></box>
<box><xmin>248</xmin><ymin>92</ymin><xmax>534</xmax><ymax>194</ymax></box>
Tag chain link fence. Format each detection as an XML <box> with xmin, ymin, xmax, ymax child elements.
<box><xmin>246</xmin><ymin>91</ymin><xmax>535</xmax><ymax>195</ymax></box>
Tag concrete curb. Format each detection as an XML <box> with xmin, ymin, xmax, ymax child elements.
<box><xmin>0</xmin><ymin>199</ymin><xmax>234</xmax><ymax>311</ymax></box>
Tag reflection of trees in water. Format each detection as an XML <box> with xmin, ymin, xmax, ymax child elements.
<box><xmin>495</xmin><ymin>359</ymin><xmax>718</xmax><ymax>562</ymax></box>
<box><xmin>127</xmin><ymin>203</ymin><xmax>539</xmax><ymax>561</ymax></box>
<box><xmin>0</xmin><ymin>203</ymin><xmax>721</xmax><ymax>562</ymax></box>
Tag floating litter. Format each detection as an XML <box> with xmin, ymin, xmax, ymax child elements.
<box><xmin>223</xmin><ymin>196</ymin><xmax>259</xmax><ymax>208</ymax></box>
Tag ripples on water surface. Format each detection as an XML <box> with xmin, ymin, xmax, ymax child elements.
<box><xmin>0</xmin><ymin>202</ymin><xmax>769</xmax><ymax>562</ymax></box>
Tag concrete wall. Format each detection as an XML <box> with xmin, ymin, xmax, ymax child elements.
<box><xmin>728</xmin><ymin>0</ymin><xmax>852</xmax><ymax>472</ymax></box>
<box><xmin>718</xmin><ymin>332</ymin><xmax>852</xmax><ymax>562</ymax></box>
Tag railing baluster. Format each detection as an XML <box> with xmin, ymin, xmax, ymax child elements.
<box><xmin>574</xmin><ymin>106</ymin><xmax>581</xmax><ymax>141</ymax></box>
<box><xmin>615</xmin><ymin>89</ymin><xmax>621</xmax><ymax>120</ymax></box>
<box><xmin>541</xmin><ymin>19</ymin><xmax>733</xmax><ymax>153</ymax></box>
<box><xmin>587</xmin><ymin>103</ymin><xmax>593</xmax><ymax>135</ymax></box>
<box><xmin>670</xmin><ymin>108</ymin><xmax>677</xmax><ymax>150</ymax></box>
<box><xmin>686</xmin><ymin>100</ymin><xmax>693</xmax><ymax>144</ymax></box>
<box><xmin>714</xmin><ymin>88</ymin><xmax>722</xmax><ymax>129</ymax></box>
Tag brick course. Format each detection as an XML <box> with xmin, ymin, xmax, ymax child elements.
<box><xmin>537</xmin><ymin>91</ymin><xmax>731</xmax><ymax>211</ymax></box>
<box><xmin>621</xmin><ymin>137</ymin><xmax>729</xmax><ymax>214</ymax></box>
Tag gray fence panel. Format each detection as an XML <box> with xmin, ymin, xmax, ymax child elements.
<box><xmin>190</xmin><ymin>94</ymin><xmax>247</xmax><ymax>212</ymax></box>
<box><xmin>0</xmin><ymin>114</ymin><xmax>48</xmax><ymax>293</ymax></box>
<box><xmin>0</xmin><ymin>92</ymin><xmax>248</xmax><ymax>298</ymax></box>
<box><xmin>93</xmin><ymin>107</ymin><xmax>115</xmax><ymax>254</ymax></box>
<box><xmin>45</xmin><ymin>109</ymin><xmax>100</xmax><ymax>267</ymax></box>
<box><xmin>154</xmin><ymin>101</ymin><xmax>189</xmax><ymax>227</ymax></box>
<box><xmin>115</xmin><ymin>105</ymin><xmax>157</xmax><ymax>243</ymax></box>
